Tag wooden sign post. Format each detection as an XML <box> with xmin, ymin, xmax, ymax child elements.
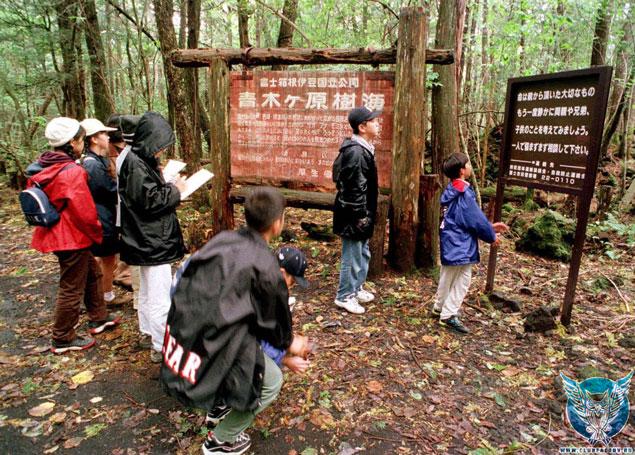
<box><xmin>486</xmin><ymin>66</ymin><xmax>612</xmax><ymax>326</ymax></box>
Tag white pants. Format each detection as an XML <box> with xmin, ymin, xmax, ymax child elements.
<box><xmin>138</xmin><ymin>264</ymin><xmax>172</xmax><ymax>352</ymax></box>
<box><xmin>434</xmin><ymin>264</ymin><xmax>472</xmax><ymax>320</ymax></box>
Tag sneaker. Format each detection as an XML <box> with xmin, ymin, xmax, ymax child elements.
<box><xmin>139</xmin><ymin>333</ymin><xmax>152</xmax><ymax>349</ymax></box>
<box><xmin>431</xmin><ymin>308</ymin><xmax>441</xmax><ymax>319</ymax></box>
<box><xmin>205</xmin><ymin>405</ymin><xmax>232</xmax><ymax>427</ymax></box>
<box><xmin>106</xmin><ymin>295</ymin><xmax>131</xmax><ymax>307</ymax></box>
<box><xmin>439</xmin><ymin>316</ymin><xmax>469</xmax><ymax>334</ymax></box>
<box><xmin>87</xmin><ymin>313</ymin><xmax>121</xmax><ymax>335</ymax></box>
<box><xmin>203</xmin><ymin>431</ymin><xmax>251</xmax><ymax>455</ymax></box>
<box><xmin>334</xmin><ymin>295</ymin><xmax>365</xmax><ymax>314</ymax></box>
<box><xmin>150</xmin><ymin>349</ymin><xmax>163</xmax><ymax>363</ymax></box>
<box><xmin>51</xmin><ymin>336</ymin><xmax>95</xmax><ymax>354</ymax></box>
<box><xmin>356</xmin><ymin>287</ymin><xmax>375</xmax><ymax>303</ymax></box>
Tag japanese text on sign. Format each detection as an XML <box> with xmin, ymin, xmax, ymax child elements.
<box><xmin>229</xmin><ymin>71</ymin><xmax>394</xmax><ymax>188</ymax></box>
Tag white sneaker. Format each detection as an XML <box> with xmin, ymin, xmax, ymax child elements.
<box><xmin>356</xmin><ymin>288</ymin><xmax>375</xmax><ymax>303</ymax></box>
<box><xmin>334</xmin><ymin>295</ymin><xmax>365</xmax><ymax>314</ymax></box>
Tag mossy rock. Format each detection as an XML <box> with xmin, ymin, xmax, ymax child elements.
<box><xmin>576</xmin><ymin>366</ymin><xmax>605</xmax><ymax>380</ymax></box>
<box><xmin>515</xmin><ymin>210</ymin><xmax>575</xmax><ymax>262</ymax></box>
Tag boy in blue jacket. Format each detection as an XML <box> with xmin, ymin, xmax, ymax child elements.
<box><xmin>433</xmin><ymin>152</ymin><xmax>509</xmax><ymax>334</ymax></box>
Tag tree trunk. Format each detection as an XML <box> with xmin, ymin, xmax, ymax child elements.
<box><xmin>81</xmin><ymin>0</ymin><xmax>115</xmax><ymax>120</ymax></box>
<box><xmin>54</xmin><ymin>0</ymin><xmax>86</xmax><ymax>119</ymax></box>
<box><xmin>590</xmin><ymin>0</ymin><xmax>612</xmax><ymax>67</ymax></box>
<box><xmin>208</xmin><ymin>59</ymin><xmax>234</xmax><ymax>234</ymax></box>
<box><xmin>185</xmin><ymin>0</ymin><xmax>202</xmax><ymax>164</ymax></box>
<box><xmin>388</xmin><ymin>7</ymin><xmax>427</xmax><ymax>273</ymax></box>
<box><xmin>238</xmin><ymin>0</ymin><xmax>251</xmax><ymax>48</ymax></box>
<box><xmin>606</xmin><ymin>19</ymin><xmax>633</xmax><ymax>134</ymax></box>
<box><xmin>427</xmin><ymin>0</ymin><xmax>465</xmax><ymax>268</ymax></box>
<box><xmin>271</xmin><ymin>0</ymin><xmax>299</xmax><ymax>70</ymax></box>
<box><xmin>153</xmin><ymin>0</ymin><xmax>196</xmax><ymax>162</ymax></box>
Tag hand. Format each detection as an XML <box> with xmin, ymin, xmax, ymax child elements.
<box><xmin>174</xmin><ymin>175</ymin><xmax>187</xmax><ymax>194</ymax></box>
<box><xmin>282</xmin><ymin>355</ymin><xmax>311</xmax><ymax>374</ymax></box>
<box><xmin>491</xmin><ymin>234</ymin><xmax>503</xmax><ymax>248</ymax></box>
<box><xmin>358</xmin><ymin>217</ymin><xmax>371</xmax><ymax>227</ymax></box>
<box><xmin>492</xmin><ymin>222</ymin><xmax>510</xmax><ymax>233</ymax></box>
<box><xmin>288</xmin><ymin>335</ymin><xmax>309</xmax><ymax>357</ymax></box>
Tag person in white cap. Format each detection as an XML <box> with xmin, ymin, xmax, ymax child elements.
<box><xmin>27</xmin><ymin>117</ymin><xmax>120</xmax><ymax>354</ymax></box>
<box><xmin>80</xmin><ymin>118</ymin><xmax>127</xmax><ymax>307</ymax></box>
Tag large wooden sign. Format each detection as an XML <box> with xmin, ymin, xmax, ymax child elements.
<box><xmin>499</xmin><ymin>67</ymin><xmax>611</xmax><ymax>195</ymax></box>
<box><xmin>229</xmin><ymin>71</ymin><xmax>394</xmax><ymax>188</ymax></box>
<box><xmin>487</xmin><ymin>66</ymin><xmax>612</xmax><ymax>326</ymax></box>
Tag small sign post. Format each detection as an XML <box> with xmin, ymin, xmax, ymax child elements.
<box><xmin>486</xmin><ymin>66</ymin><xmax>612</xmax><ymax>326</ymax></box>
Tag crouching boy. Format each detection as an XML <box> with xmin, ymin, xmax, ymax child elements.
<box><xmin>160</xmin><ymin>187</ymin><xmax>309</xmax><ymax>455</ymax></box>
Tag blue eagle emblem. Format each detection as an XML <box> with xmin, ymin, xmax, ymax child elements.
<box><xmin>560</xmin><ymin>370</ymin><xmax>632</xmax><ymax>446</ymax></box>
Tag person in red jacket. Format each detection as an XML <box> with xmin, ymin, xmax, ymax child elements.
<box><xmin>28</xmin><ymin>117</ymin><xmax>120</xmax><ymax>354</ymax></box>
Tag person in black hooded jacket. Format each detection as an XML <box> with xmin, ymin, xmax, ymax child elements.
<box><xmin>118</xmin><ymin>111</ymin><xmax>187</xmax><ymax>361</ymax></box>
<box><xmin>332</xmin><ymin>106</ymin><xmax>381</xmax><ymax>315</ymax></box>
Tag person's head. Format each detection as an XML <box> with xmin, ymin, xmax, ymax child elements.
<box><xmin>442</xmin><ymin>152</ymin><xmax>472</xmax><ymax>180</ymax></box>
<box><xmin>131</xmin><ymin>112</ymin><xmax>175</xmax><ymax>166</ymax></box>
<box><xmin>80</xmin><ymin>118</ymin><xmax>117</xmax><ymax>157</ymax></box>
<box><xmin>245</xmin><ymin>187</ymin><xmax>286</xmax><ymax>239</ymax></box>
<box><xmin>45</xmin><ymin>117</ymin><xmax>86</xmax><ymax>159</ymax></box>
<box><xmin>107</xmin><ymin>113</ymin><xmax>141</xmax><ymax>151</ymax></box>
<box><xmin>276</xmin><ymin>246</ymin><xmax>309</xmax><ymax>290</ymax></box>
<box><xmin>348</xmin><ymin>106</ymin><xmax>382</xmax><ymax>139</ymax></box>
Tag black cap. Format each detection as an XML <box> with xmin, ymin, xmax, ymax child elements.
<box><xmin>107</xmin><ymin>114</ymin><xmax>141</xmax><ymax>145</ymax></box>
<box><xmin>276</xmin><ymin>247</ymin><xmax>309</xmax><ymax>289</ymax></box>
<box><xmin>348</xmin><ymin>106</ymin><xmax>382</xmax><ymax>131</ymax></box>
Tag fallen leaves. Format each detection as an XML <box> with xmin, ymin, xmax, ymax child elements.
<box><xmin>71</xmin><ymin>370</ymin><xmax>94</xmax><ymax>385</ymax></box>
<box><xmin>366</xmin><ymin>380</ymin><xmax>383</xmax><ymax>394</ymax></box>
<box><xmin>28</xmin><ymin>402</ymin><xmax>55</xmax><ymax>417</ymax></box>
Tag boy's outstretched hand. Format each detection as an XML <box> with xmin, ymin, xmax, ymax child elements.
<box><xmin>283</xmin><ymin>355</ymin><xmax>311</xmax><ymax>374</ymax></box>
<box><xmin>289</xmin><ymin>335</ymin><xmax>309</xmax><ymax>358</ymax></box>
<box><xmin>492</xmin><ymin>222</ymin><xmax>510</xmax><ymax>233</ymax></box>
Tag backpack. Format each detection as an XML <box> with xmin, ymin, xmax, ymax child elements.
<box><xmin>19</xmin><ymin>164</ymin><xmax>75</xmax><ymax>227</ymax></box>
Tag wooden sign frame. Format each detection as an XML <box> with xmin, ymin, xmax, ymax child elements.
<box><xmin>485</xmin><ymin>66</ymin><xmax>613</xmax><ymax>326</ymax></box>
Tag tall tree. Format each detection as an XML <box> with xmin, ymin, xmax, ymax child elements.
<box><xmin>153</xmin><ymin>0</ymin><xmax>196</xmax><ymax>161</ymax></box>
<box><xmin>590</xmin><ymin>0</ymin><xmax>613</xmax><ymax>67</ymax></box>
<box><xmin>81</xmin><ymin>0</ymin><xmax>115</xmax><ymax>120</ymax></box>
<box><xmin>237</xmin><ymin>0</ymin><xmax>251</xmax><ymax>48</ymax></box>
<box><xmin>54</xmin><ymin>0</ymin><xmax>86</xmax><ymax>119</ymax></box>
<box><xmin>271</xmin><ymin>0</ymin><xmax>299</xmax><ymax>70</ymax></box>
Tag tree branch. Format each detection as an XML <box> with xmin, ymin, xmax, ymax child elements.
<box><xmin>106</xmin><ymin>0</ymin><xmax>157</xmax><ymax>45</ymax></box>
<box><xmin>253</xmin><ymin>0</ymin><xmax>311</xmax><ymax>46</ymax></box>
<box><xmin>367</xmin><ymin>0</ymin><xmax>399</xmax><ymax>20</ymax></box>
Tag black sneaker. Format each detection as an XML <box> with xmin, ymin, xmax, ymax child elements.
<box><xmin>88</xmin><ymin>313</ymin><xmax>121</xmax><ymax>335</ymax></box>
<box><xmin>205</xmin><ymin>405</ymin><xmax>232</xmax><ymax>427</ymax></box>
<box><xmin>431</xmin><ymin>308</ymin><xmax>441</xmax><ymax>319</ymax></box>
<box><xmin>51</xmin><ymin>336</ymin><xmax>95</xmax><ymax>354</ymax></box>
<box><xmin>202</xmin><ymin>431</ymin><xmax>251</xmax><ymax>455</ymax></box>
<box><xmin>439</xmin><ymin>316</ymin><xmax>469</xmax><ymax>334</ymax></box>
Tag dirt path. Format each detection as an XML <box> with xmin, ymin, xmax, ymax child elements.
<box><xmin>0</xmin><ymin>187</ymin><xmax>633</xmax><ymax>455</ymax></box>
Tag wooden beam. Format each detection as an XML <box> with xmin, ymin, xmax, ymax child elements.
<box><xmin>388</xmin><ymin>6</ymin><xmax>427</xmax><ymax>273</ymax></box>
<box><xmin>171</xmin><ymin>47</ymin><xmax>454</xmax><ymax>67</ymax></box>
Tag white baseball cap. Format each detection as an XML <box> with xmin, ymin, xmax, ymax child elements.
<box><xmin>80</xmin><ymin>118</ymin><xmax>117</xmax><ymax>137</ymax></box>
<box><xmin>45</xmin><ymin>117</ymin><xmax>82</xmax><ymax>147</ymax></box>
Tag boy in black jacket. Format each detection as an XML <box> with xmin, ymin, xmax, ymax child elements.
<box><xmin>332</xmin><ymin>106</ymin><xmax>381</xmax><ymax>314</ymax></box>
<box><xmin>160</xmin><ymin>187</ymin><xmax>308</xmax><ymax>455</ymax></box>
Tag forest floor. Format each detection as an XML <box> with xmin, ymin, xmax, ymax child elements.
<box><xmin>0</xmin><ymin>184</ymin><xmax>633</xmax><ymax>455</ymax></box>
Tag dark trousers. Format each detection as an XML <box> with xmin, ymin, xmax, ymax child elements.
<box><xmin>53</xmin><ymin>249</ymin><xmax>107</xmax><ymax>343</ymax></box>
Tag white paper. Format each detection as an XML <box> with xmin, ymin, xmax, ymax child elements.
<box><xmin>162</xmin><ymin>159</ymin><xmax>187</xmax><ymax>182</ymax></box>
<box><xmin>180</xmin><ymin>169</ymin><xmax>214</xmax><ymax>200</ymax></box>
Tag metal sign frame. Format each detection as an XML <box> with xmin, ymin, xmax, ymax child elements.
<box><xmin>485</xmin><ymin>66</ymin><xmax>613</xmax><ymax>326</ymax></box>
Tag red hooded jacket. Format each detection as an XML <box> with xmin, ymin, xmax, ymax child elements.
<box><xmin>29</xmin><ymin>152</ymin><xmax>102</xmax><ymax>253</ymax></box>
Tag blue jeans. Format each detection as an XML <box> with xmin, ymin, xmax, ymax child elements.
<box><xmin>336</xmin><ymin>238</ymin><xmax>371</xmax><ymax>300</ymax></box>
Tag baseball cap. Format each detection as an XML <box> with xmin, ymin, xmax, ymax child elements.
<box><xmin>107</xmin><ymin>114</ymin><xmax>141</xmax><ymax>144</ymax></box>
<box><xmin>45</xmin><ymin>117</ymin><xmax>82</xmax><ymax>147</ymax></box>
<box><xmin>348</xmin><ymin>106</ymin><xmax>382</xmax><ymax>131</ymax></box>
<box><xmin>276</xmin><ymin>247</ymin><xmax>309</xmax><ymax>289</ymax></box>
<box><xmin>80</xmin><ymin>118</ymin><xmax>117</xmax><ymax>137</ymax></box>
